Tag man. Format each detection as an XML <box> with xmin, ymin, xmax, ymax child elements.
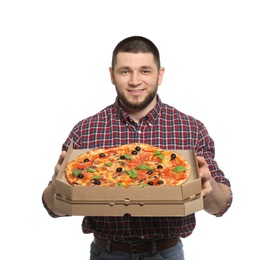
<box><xmin>42</xmin><ymin>36</ymin><xmax>233</xmax><ymax>260</ymax></box>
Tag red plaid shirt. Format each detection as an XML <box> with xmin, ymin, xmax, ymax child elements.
<box><xmin>44</xmin><ymin>96</ymin><xmax>232</xmax><ymax>241</ymax></box>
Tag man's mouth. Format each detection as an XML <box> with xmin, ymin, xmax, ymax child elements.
<box><xmin>128</xmin><ymin>89</ymin><xmax>144</xmax><ymax>94</ymax></box>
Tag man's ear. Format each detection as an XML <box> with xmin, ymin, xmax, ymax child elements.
<box><xmin>109</xmin><ymin>67</ymin><xmax>115</xmax><ymax>85</ymax></box>
<box><xmin>158</xmin><ymin>67</ymin><xmax>165</xmax><ymax>86</ymax></box>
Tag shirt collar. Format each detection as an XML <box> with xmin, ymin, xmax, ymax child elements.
<box><xmin>114</xmin><ymin>95</ymin><xmax>162</xmax><ymax>125</ymax></box>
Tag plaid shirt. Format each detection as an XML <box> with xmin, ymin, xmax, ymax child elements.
<box><xmin>44</xmin><ymin>96</ymin><xmax>232</xmax><ymax>241</ymax></box>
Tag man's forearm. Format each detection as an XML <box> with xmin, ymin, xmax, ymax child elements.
<box><xmin>203</xmin><ymin>180</ymin><xmax>231</xmax><ymax>215</ymax></box>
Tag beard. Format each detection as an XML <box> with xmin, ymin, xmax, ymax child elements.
<box><xmin>116</xmin><ymin>86</ymin><xmax>158</xmax><ymax>111</ymax></box>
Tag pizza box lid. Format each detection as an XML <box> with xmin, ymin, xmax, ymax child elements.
<box><xmin>54</xmin><ymin>143</ymin><xmax>203</xmax><ymax>216</ymax></box>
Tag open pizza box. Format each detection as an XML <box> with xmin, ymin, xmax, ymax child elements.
<box><xmin>54</xmin><ymin>143</ymin><xmax>203</xmax><ymax>216</ymax></box>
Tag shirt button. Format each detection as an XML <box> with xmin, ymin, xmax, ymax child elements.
<box><xmin>138</xmin><ymin>130</ymin><xmax>142</xmax><ymax>134</ymax></box>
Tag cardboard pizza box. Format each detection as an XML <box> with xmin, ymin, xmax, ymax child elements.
<box><xmin>54</xmin><ymin>143</ymin><xmax>203</xmax><ymax>216</ymax></box>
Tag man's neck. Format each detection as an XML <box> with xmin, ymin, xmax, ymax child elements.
<box><xmin>123</xmin><ymin>98</ymin><xmax>157</xmax><ymax>123</ymax></box>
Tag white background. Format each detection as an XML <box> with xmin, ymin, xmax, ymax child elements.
<box><xmin>1</xmin><ymin>1</ymin><xmax>274</xmax><ymax>259</ymax></box>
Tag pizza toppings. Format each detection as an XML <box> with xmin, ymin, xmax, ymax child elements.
<box><xmin>65</xmin><ymin>143</ymin><xmax>191</xmax><ymax>187</ymax></box>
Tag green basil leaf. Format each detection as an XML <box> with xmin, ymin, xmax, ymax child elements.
<box><xmin>92</xmin><ymin>175</ymin><xmax>101</xmax><ymax>179</ymax></box>
<box><xmin>173</xmin><ymin>166</ymin><xmax>187</xmax><ymax>173</ymax></box>
<box><xmin>157</xmin><ymin>154</ymin><xmax>164</xmax><ymax>160</ymax></box>
<box><xmin>105</xmin><ymin>162</ymin><xmax>112</xmax><ymax>167</ymax></box>
<box><xmin>125</xmin><ymin>169</ymin><xmax>138</xmax><ymax>178</ymax></box>
<box><xmin>153</xmin><ymin>151</ymin><xmax>162</xmax><ymax>155</ymax></box>
<box><xmin>153</xmin><ymin>150</ymin><xmax>164</xmax><ymax>160</ymax></box>
<box><xmin>73</xmin><ymin>169</ymin><xmax>82</xmax><ymax>176</ymax></box>
<box><xmin>86</xmin><ymin>167</ymin><xmax>96</xmax><ymax>173</ymax></box>
<box><xmin>123</xmin><ymin>154</ymin><xmax>132</xmax><ymax>160</ymax></box>
<box><xmin>136</xmin><ymin>164</ymin><xmax>153</xmax><ymax>170</ymax></box>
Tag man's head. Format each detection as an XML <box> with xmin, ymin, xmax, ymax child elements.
<box><xmin>109</xmin><ymin>36</ymin><xmax>164</xmax><ymax>120</ymax></box>
<box><xmin>111</xmin><ymin>36</ymin><xmax>161</xmax><ymax>70</ymax></box>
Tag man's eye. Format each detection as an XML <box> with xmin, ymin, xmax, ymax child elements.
<box><xmin>142</xmin><ymin>70</ymin><xmax>151</xmax><ymax>74</ymax></box>
<box><xmin>121</xmin><ymin>70</ymin><xmax>129</xmax><ymax>74</ymax></box>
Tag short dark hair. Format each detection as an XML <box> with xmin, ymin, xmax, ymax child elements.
<box><xmin>111</xmin><ymin>36</ymin><xmax>161</xmax><ymax>69</ymax></box>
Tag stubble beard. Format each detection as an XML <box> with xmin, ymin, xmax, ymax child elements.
<box><xmin>116</xmin><ymin>86</ymin><xmax>158</xmax><ymax>112</ymax></box>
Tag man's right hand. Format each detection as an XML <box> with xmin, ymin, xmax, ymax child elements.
<box><xmin>43</xmin><ymin>150</ymin><xmax>68</xmax><ymax>217</ymax></box>
<box><xmin>52</xmin><ymin>150</ymin><xmax>67</xmax><ymax>183</ymax></box>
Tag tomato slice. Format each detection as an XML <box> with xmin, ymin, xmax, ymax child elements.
<box><xmin>74</xmin><ymin>163</ymin><xmax>87</xmax><ymax>169</ymax></box>
<box><xmin>136</xmin><ymin>171</ymin><xmax>148</xmax><ymax>180</ymax></box>
<box><xmin>138</xmin><ymin>153</ymin><xmax>151</xmax><ymax>161</ymax></box>
<box><xmin>83</xmin><ymin>172</ymin><xmax>93</xmax><ymax>180</ymax></box>
<box><xmin>141</xmin><ymin>149</ymin><xmax>155</xmax><ymax>153</ymax></box>
<box><xmin>127</xmin><ymin>159</ymin><xmax>141</xmax><ymax>168</ymax></box>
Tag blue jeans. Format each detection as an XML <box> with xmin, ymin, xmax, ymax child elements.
<box><xmin>90</xmin><ymin>239</ymin><xmax>184</xmax><ymax>260</ymax></box>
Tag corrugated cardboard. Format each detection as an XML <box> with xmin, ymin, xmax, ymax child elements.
<box><xmin>54</xmin><ymin>143</ymin><xmax>203</xmax><ymax>216</ymax></box>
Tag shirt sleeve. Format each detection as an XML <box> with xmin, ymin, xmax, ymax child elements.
<box><xmin>214</xmin><ymin>188</ymin><xmax>233</xmax><ymax>217</ymax></box>
<box><xmin>62</xmin><ymin>122</ymin><xmax>82</xmax><ymax>151</ymax></box>
<box><xmin>42</xmin><ymin>181</ymin><xmax>69</xmax><ymax>218</ymax></box>
<box><xmin>195</xmin><ymin>120</ymin><xmax>233</xmax><ymax>216</ymax></box>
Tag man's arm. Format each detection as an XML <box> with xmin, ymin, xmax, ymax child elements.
<box><xmin>197</xmin><ymin>156</ymin><xmax>232</xmax><ymax>215</ymax></box>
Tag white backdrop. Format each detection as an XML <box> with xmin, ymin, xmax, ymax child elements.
<box><xmin>1</xmin><ymin>1</ymin><xmax>274</xmax><ymax>259</ymax></box>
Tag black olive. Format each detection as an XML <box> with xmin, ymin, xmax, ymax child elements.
<box><xmin>157</xmin><ymin>165</ymin><xmax>163</xmax><ymax>169</ymax></box>
<box><xmin>84</xmin><ymin>158</ymin><xmax>89</xmax><ymax>163</ymax></box>
<box><xmin>78</xmin><ymin>173</ymin><xmax>84</xmax><ymax>178</ymax></box>
<box><xmin>120</xmin><ymin>155</ymin><xmax>126</xmax><ymax>160</ymax></box>
<box><xmin>147</xmin><ymin>181</ymin><xmax>154</xmax><ymax>186</ymax></box>
<box><xmin>171</xmin><ymin>153</ymin><xmax>177</xmax><ymax>160</ymax></box>
<box><xmin>99</xmin><ymin>153</ymin><xmax>105</xmax><ymax>157</ymax></box>
<box><xmin>147</xmin><ymin>170</ymin><xmax>153</xmax><ymax>175</ymax></box>
<box><xmin>157</xmin><ymin>180</ymin><xmax>164</xmax><ymax>185</ymax></box>
<box><xmin>116</xmin><ymin>167</ymin><xmax>123</xmax><ymax>172</ymax></box>
<box><xmin>131</xmin><ymin>150</ymin><xmax>138</xmax><ymax>155</ymax></box>
<box><xmin>135</xmin><ymin>146</ymin><xmax>141</xmax><ymax>151</ymax></box>
<box><xmin>94</xmin><ymin>179</ymin><xmax>101</xmax><ymax>185</ymax></box>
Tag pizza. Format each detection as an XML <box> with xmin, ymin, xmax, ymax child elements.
<box><xmin>65</xmin><ymin>143</ymin><xmax>191</xmax><ymax>188</ymax></box>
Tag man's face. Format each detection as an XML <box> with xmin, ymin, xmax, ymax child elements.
<box><xmin>109</xmin><ymin>52</ymin><xmax>164</xmax><ymax>113</ymax></box>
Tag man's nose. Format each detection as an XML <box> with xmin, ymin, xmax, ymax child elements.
<box><xmin>129</xmin><ymin>72</ymin><xmax>141</xmax><ymax>86</ymax></box>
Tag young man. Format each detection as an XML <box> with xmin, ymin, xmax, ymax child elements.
<box><xmin>42</xmin><ymin>36</ymin><xmax>233</xmax><ymax>260</ymax></box>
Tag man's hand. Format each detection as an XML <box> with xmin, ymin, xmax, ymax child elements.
<box><xmin>52</xmin><ymin>151</ymin><xmax>67</xmax><ymax>183</ymax></box>
<box><xmin>43</xmin><ymin>150</ymin><xmax>67</xmax><ymax>217</ymax></box>
<box><xmin>196</xmin><ymin>156</ymin><xmax>212</xmax><ymax>197</ymax></box>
